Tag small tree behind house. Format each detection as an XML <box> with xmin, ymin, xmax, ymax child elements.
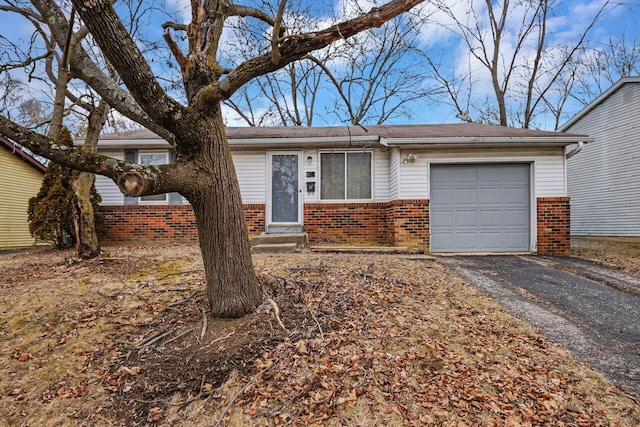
<box><xmin>28</xmin><ymin>128</ymin><xmax>104</xmax><ymax>249</ymax></box>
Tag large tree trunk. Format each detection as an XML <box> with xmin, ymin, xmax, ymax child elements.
<box><xmin>70</xmin><ymin>101</ymin><xmax>108</xmax><ymax>259</ymax></box>
<box><xmin>186</xmin><ymin>110</ymin><xmax>262</xmax><ymax>317</ymax></box>
<box><xmin>72</xmin><ymin>172</ymin><xmax>100</xmax><ymax>259</ymax></box>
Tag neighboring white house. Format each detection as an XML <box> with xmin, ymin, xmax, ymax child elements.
<box><xmin>95</xmin><ymin>123</ymin><xmax>589</xmax><ymax>255</ymax></box>
<box><xmin>559</xmin><ymin>77</ymin><xmax>640</xmax><ymax>237</ymax></box>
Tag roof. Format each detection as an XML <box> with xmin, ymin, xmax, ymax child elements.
<box><xmin>0</xmin><ymin>135</ymin><xmax>46</xmax><ymax>173</ymax></box>
<box><xmin>99</xmin><ymin>123</ymin><xmax>590</xmax><ymax>149</ymax></box>
<box><xmin>558</xmin><ymin>76</ymin><xmax>640</xmax><ymax>131</ymax></box>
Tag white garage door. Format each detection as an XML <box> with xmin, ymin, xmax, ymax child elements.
<box><xmin>430</xmin><ymin>163</ymin><xmax>531</xmax><ymax>252</ymax></box>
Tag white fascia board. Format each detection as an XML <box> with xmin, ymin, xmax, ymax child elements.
<box><xmin>97</xmin><ymin>135</ymin><xmax>382</xmax><ymax>149</ymax></box>
<box><xmin>385</xmin><ymin>136</ymin><xmax>593</xmax><ymax>148</ymax></box>
<box><xmin>97</xmin><ymin>139</ymin><xmax>172</xmax><ymax>148</ymax></box>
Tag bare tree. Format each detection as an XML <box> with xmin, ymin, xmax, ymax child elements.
<box><xmin>0</xmin><ymin>0</ymin><xmax>424</xmax><ymax>317</ymax></box>
<box><xmin>570</xmin><ymin>33</ymin><xmax>640</xmax><ymax>106</ymax></box>
<box><xmin>423</xmin><ymin>0</ymin><xmax>613</xmax><ymax>128</ymax></box>
<box><xmin>223</xmin><ymin>0</ymin><xmax>431</xmax><ymax>126</ymax></box>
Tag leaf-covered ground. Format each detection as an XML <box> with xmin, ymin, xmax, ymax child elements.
<box><xmin>1</xmin><ymin>244</ymin><xmax>638</xmax><ymax>426</ymax></box>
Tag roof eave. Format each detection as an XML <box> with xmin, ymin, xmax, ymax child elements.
<box><xmin>98</xmin><ymin>135</ymin><xmax>384</xmax><ymax>149</ymax></box>
<box><xmin>386</xmin><ymin>136</ymin><xmax>593</xmax><ymax>148</ymax></box>
<box><xmin>0</xmin><ymin>135</ymin><xmax>46</xmax><ymax>173</ymax></box>
<box><xmin>558</xmin><ymin>76</ymin><xmax>640</xmax><ymax>131</ymax></box>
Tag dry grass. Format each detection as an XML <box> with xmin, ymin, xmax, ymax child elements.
<box><xmin>572</xmin><ymin>236</ymin><xmax>640</xmax><ymax>277</ymax></box>
<box><xmin>0</xmin><ymin>245</ymin><xmax>638</xmax><ymax>426</ymax></box>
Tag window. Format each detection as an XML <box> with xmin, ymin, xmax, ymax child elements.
<box><xmin>139</xmin><ymin>152</ymin><xmax>168</xmax><ymax>203</ymax></box>
<box><xmin>320</xmin><ymin>152</ymin><xmax>372</xmax><ymax>200</ymax></box>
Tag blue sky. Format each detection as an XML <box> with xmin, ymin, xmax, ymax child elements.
<box><xmin>1</xmin><ymin>0</ymin><xmax>639</xmax><ymax>130</ymax></box>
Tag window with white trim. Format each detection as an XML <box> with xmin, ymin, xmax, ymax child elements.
<box><xmin>320</xmin><ymin>151</ymin><xmax>372</xmax><ymax>200</ymax></box>
<box><xmin>139</xmin><ymin>152</ymin><xmax>168</xmax><ymax>203</ymax></box>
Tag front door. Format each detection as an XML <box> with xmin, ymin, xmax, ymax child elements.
<box><xmin>267</xmin><ymin>151</ymin><xmax>303</xmax><ymax>232</ymax></box>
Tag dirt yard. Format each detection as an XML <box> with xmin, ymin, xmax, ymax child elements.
<box><xmin>571</xmin><ymin>236</ymin><xmax>640</xmax><ymax>278</ymax></box>
<box><xmin>1</xmin><ymin>244</ymin><xmax>639</xmax><ymax>426</ymax></box>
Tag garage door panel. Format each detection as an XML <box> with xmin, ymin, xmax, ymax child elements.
<box><xmin>502</xmin><ymin>233</ymin><xmax>530</xmax><ymax>251</ymax></box>
<box><xmin>431</xmin><ymin>164</ymin><xmax>530</xmax><ymax>253</ymax></box>
<box><xmin>479</xmin><ymin>210</ymin><xmax>503</xmax><ymax>226</ymax></box>
<box><xmin>455</xmin><ymin>210</ymin><xmax>478</xmax><ymax>226</ymax></box>
<box><xmin>478</xmin><ymin>168</ymin><xmax>502</xmax><ymax>182</ymax></box>
<box><xmin>431</xmin><ymin>211</ymin><xmax>453</xmax><ymax>227</ymax></box>
<box><xmin>478</xmin><ymin>188</ymin><xmax>502</xmax><ymax>203</ymax></box>
<box><xmin>456</xmin><ymin>233</ymin><xmax>480</xmax><ymax>251</ymax></box>
<box><xmin>504</xmin><ymin>209</ymin><xmax>529</xmax><ymax>226</ymax></box>
<box><xmin>456</xmin><ymin>168</ymin><xmax>478</xmax><ymax>182</ymax></box>
<box><xmin>503</xmin><ymin>188</ymin><xmax>529</xmax><ymax>203</ymax></box>
<box><xmin>431</xmin><ymin>188</ymin><xmax>453</xmax><ymax>204</ymax></box>
<box><xmin>455</xmin><ymin>188</ymin><xmax>478</xmax><ymax>203</ymax></box>
<box><xmin>478</xmin><ymin>231</ymin><xmax>506</xmax><ymax>250</ymax></box>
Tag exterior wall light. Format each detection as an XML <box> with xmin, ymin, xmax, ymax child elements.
<box><xmin>402</xmin><ymin>153</ymin><xmax>417</xmax><ymax>164</ymax></box>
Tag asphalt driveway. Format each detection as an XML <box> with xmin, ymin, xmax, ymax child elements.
<box><xmin>439</xmin><ymin>255</ymin><xmax>640</xmax><ymax>395</ymax></box>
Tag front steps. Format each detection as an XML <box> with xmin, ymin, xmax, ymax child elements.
<box><xmin>251</xmin><ymin>232</ymin><xmax>308</xmax><ymax>254</ymax></box>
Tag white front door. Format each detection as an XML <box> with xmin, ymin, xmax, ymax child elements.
<box><xmin>267</xmin><ymin>151</ymin><xmax>303</xmax><ymax>232</ymax></box>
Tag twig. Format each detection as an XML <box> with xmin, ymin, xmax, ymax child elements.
<box><xmin>162</xmin><ymin>327</ymin><xmax>194</xmax><ymax>346</ymax></box>
<box><xmin>200</xmin><ymin>330</ymin><xmax>236</xmax><ymax>350</ymax></box>
<box><xmin>156</xmin><ymin>269</ymin><xmax>204</xmax><ymax>281</ymax></box>
<box><xmin>168</xmin><ymin>291</ymin><xmax>200</xmax><ymax>307</ymax></box>
<box><xmin>126</xmin><ymin>375</ymin><xmax>209</xmax><ymax>407</ymax></box>
<box><xmin>136</xmin><ymin>327</ymin><xmax>177</xmax><ymax>350</ymax></box>
<box><xmin>267</xmin><ymin>298</ymin><xmax>286</xmax><ymax>331</ymax></box>
<box><xmin>214</xmin><ymin>351</ymin><xmax>289</xmax><ymax>427</ymax></box>
<box><xmin>199</xmin><ymin>308</ymin><xmax>208</xmax><ymax>343</ymax></box>
<box><xmin>309</xmin><ymin>309</ymin><xmax>324</xmax><ymax>341</ymax></box>
<box><xmin>152</xmin><ymin>287</ymin><xmax>195</xmax><ymax>293</ymax></box>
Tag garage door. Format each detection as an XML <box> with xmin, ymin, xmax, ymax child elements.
<box><xmin>430</xmin><ymin>163</ymin><xmax>530</xmax><ymax>252</ymax></box>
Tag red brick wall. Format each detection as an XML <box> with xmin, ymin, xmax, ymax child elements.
<box><xmin>100</xmin><ymin>205</ymin><xmax>198</xmax><ymax>244</ymax></box>
<box><xmin>100</xmin><ymin>204</ymin><xmax>266</xmax><ymax>244</ymax></box>
<box><xmin>388</xmin><ymin>200</ymin><xmax>430</xmax><ymax>251</ymax></box>
<box><xmin>244</xmin><ymin>204</ymin><xmax>266</xmax><ymax>237</ymax></box>
<box><xmin>303</xmin><ymin>202</ymin><xmax>391</xmax><ymax>245</ymax></box>
<box><xmin>537</xmin><ymin>197</ymin><xmax>570</xmax><ymax>256</ymax></box>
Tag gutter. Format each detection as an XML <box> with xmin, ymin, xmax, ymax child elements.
<box><xmin>98</xmin><ymin>135</ymin><xmax>384</xmax><ymax>149</ymax></box>
<box><xmin>386</xmin><ymin>136</ymin><xmax>594</xmax><ymax>148</ymax></box>
<box><xmin>565</xmin><ymin>141</ymin><xmax>584</xmax><ymax>159</ymax></box>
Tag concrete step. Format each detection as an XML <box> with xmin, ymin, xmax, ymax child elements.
<box><xmin>251</xmin><ymin>232</ymin><xmax>308</xmax><ymax>247</ymax></box>
<box><xmin>251</xmin><ymin>243</ymin><xmax>298</xmax><ymax>254</ymax></box>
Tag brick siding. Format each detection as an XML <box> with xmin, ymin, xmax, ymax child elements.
<box><xmin>303</xmin><ymin>202</ymin><xmax>391</xmax><ymax>245</ymax></box>
<box><xmin>100</xmin><ymin>204</ymin><xmax>266</xmax><ymax>244</ymax></box>
<box><xmin>387</xmin><ymin>200</ymin><xmax>430</xmax><ymax>251</ymax></box>
<box><xmin>101</xmin><ymin>200</ymin><xmax>431</xmax><ymax>249</ymax></box>
<box><xmin>536</xmin><ymin>197</ymin><xmax>570</xmax><ymax>256</ymax></box>
<box><xmin>100</xmin><ymin>198</ymin><xmax>568</xmax><ymax>255</ymax></box>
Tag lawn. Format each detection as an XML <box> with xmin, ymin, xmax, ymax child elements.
<box><xmin>1</xmin><ymin>245</ymin><xmax>638</xmax><ymax>426</ymax></box>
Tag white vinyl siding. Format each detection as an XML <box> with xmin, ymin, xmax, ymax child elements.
<box><xmin>233</xmin><ymin>151</ymin><xmax>266</xmax><ymax>204</ymax></box>
<box><xmin>395</xmin><ymin>148</ymin><xmax>566</xmax><ymax>200</ymax></box>
<box><xmin>566</xmin><ymin>84</ymin><xmax>640</xmax><ymax>236</ymax></box>
<box><xmin>95</xmin><ymin>150</ymin><xmax>124</xmax><ymax>205</ymax></box>
<box><xmin>389</xmin><ymin>148</ymin><xmax>400</xmax><ymax>200</ymax></box>
<box><xmin>374</xmin><ymin>150</ymin><xmax>390</xmax><ymax>202</ymax></box>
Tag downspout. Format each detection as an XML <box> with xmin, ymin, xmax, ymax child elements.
<box><xmin>565</xmin><ymin>141</ymin><xmax>584</xmax><ymax>159</ymax></box>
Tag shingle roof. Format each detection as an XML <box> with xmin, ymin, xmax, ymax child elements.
<box><xmin>0</xmin><ymin>135</ymin><xmax>46</xmax><ymax>173</ymax></box>
<box><xmin>101</xmin><ymin>122</ymin><xmax>587</xmax><ymax>141</ymax></box>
